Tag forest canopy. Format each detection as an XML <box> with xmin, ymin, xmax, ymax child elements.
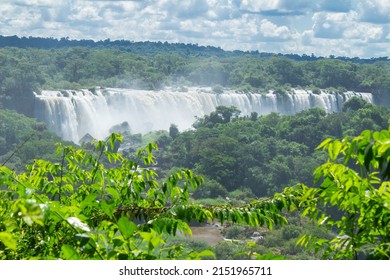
<box><xmin>1</xmin><ymin>36</ymin><xmax>390</xmax><ymax>116</ymax></box>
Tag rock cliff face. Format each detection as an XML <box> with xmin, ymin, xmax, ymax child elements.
<box><xmin>33</xmin><ymin>87</ymin><xmax>374</xmax><ymax>143</ymax></box>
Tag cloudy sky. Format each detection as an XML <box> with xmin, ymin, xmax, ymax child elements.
<box><xmin>1</xmin><ymin>0</ymin><xmax>389</xmax><ymax>58</ymax></box>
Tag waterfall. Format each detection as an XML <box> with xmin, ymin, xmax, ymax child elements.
<box><xmin>33</xmin><ymin>87</ymin><xmax>374</xmax><ymax>143</ymax></box>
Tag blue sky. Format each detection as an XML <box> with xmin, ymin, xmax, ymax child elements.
<box><xmin>1</xmin><ymin>0</ymin><xmax>389</xmax><ymax>58</ymax></box>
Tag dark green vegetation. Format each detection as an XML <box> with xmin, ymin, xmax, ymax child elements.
<box><xmin>1</xmin><ymin>37</ymin><xmax>390</xmax><ymax>259</ymax></box>
<box><xmin>0</xmin><ymin>133</ymin><xmax>288</xmax><ymax>259</ymax></box>
<box><xmin>157</xmin><ymin>101</ymin><xmax>390</xmax><ymax>197</ymax></box>
<box><xmin>3</xmin><ymin>35</ymin><xmax>389</xmax><ymax>63</ymax></box>
<box><xmin>1</xmin><ymin>99</ymin><xmax>390</xmax><ymax>259</ymax></box>
<box><xmin>1</xmin><ymin>36</ymin><xmax>390</xmax><ymax>116</ymax></box>
<box><xmin>0</xmin><ymin>109</ymin><xmax>66</xmax><ymax>171</ymax></box>
<box><xmin>1</xmin><ymin>121</ymin><xmax>390</xmax><ymax>259</ymax></box>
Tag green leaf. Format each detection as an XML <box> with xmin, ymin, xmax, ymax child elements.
<box><xmin>316</xmin><ymin>138</ymin><xmax>333</xmax><ymax>150</ymax></box>
<box><xmin>109</xmin><ymin>135</ymin><xmax>115</xmax><ymax>151</ymax></box>
<box><xmin>328</xmin><ymin>140</ymin><xmax>342</xmax><ymax>161</ymax></box>
<box><xmin>101</xmin><ymin>200</ymin><xmax>115</xmax><ymax>218</ymax></box>
<box><xmin>364</xmin><ymin>143</ymin><xmax>374</xmax><ymax>171</ymax></box>
<box><xmin>117</xmin><ymin>217</ymin><xmax>136</xmax><ymax>239</ymax></box>
<box><xmin>80</xmin><ymin>194</ymin><xmax>97</xmax><ymax>210</ymax></box>
<box><xmin>106</xmin><ymin>187</ymin><xmax>120</xmax><ymax>200</ymax></box>
<box><xmin>0</xmin><ymin>232</ymin><xmax>17</xmax><ymax>250</ymax></box>
<box><xmin>61</xmin><ymin>244</ymin><xmax>80</xmax><ymax>260</ymax></box>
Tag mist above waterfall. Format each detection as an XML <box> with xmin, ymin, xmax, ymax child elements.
<box><xmin>33</xmin><ymin>87</ymin><xmax>373</xmax><ymax>143</ymax></box>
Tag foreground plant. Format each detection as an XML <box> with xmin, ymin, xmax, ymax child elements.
<box><xmin>0</xmin><ymin>133</ymin><xmax>287</xmax><ymax>260</ymax></box>
<box><xmin>277</xmin><ymin>128</ymin><xmax>390</xmax><ymax>259</ymax></box>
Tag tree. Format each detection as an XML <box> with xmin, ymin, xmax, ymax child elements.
<box><xmin>169</xmin><ymin>123</ymin><xmax>179</xmax><ymax>139</ymax></box>
<box><xmin>313</xmin><ymin>59</ymin><xmax>359</xmax><ymax>89</ymax></box>
<box><xmin>342</xmin><ymin>97</ymin><xmax>368</xmax><ymax>112</ymax></box>
<box><xmin>192</xmin><ymin>178</ymin><xmax>228</xmax><ymax>199</ymax></box>
<box><xmin>250</xmin><ymin>112</ymin><xmax>258</xmax><ymax>121</ymax></box>
<box><xmin>266</xmin><ymin>56</ymin><xmax>303</xmax><ymax>87</ymax></box>
<box><xmin>277</xmin><ymin>128</ymin><xmax>390</xmax><ymax>259</ymax></box>
<box><xmin>193</xmin><ymin>106</ymin><xmax>241</xmax><ymax>128</ymax></box>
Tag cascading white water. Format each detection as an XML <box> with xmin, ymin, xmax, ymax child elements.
<box><xmin>33</xmin><ymin>87</ymin><xmax>374</xmax><ymax>143</ymax></box>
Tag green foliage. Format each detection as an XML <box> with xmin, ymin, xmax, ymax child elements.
<box><xmin>163</xmin><ymin>103</ymin><xmax>390</xmax><ymax>198</ymax></box>
<box><xmin>192</xmin><ymin>178</ymin><xmax>228</xmax><ymax>199</ymax></box>
<box><xmin>342</xmin><ymin>97</ymin><xmax>368</xmax><ymax>112</ymax></box>
<box><xmin>223</xmin><ymin>225</ymin><xmax>248</xmax><ymax>240</ymax></box>
<box><xmin>275</xmin><ymin>128</ymin><xmax>390</xmax><ymax>259</ymax></box>
<box><xmin>211</xmin><ymin>241</ymin><xmax>238</xmax><ymax>260</ymax></box>
<box><xmin>169</xmin><ymin>124</ymin><xmax>179</xmax><ymax>140</ymax></box>
<box><xmin>2</xmin><ymin>37</ymin><xmax>390</xmax><ymax>261</ymax></box>
<box><xmin>3</xmin><ymin>44</ymin><xmax>389</xmax><ymax>118</ymax></box>
<box><xmin>282</xmin><ymin>225</ymin><xmax>302</xmax><ymax>240</ymax></box>
<box><xmin>0</xmin><ymin>133</ymin><xmax>289</xmax><ymax>259</ymax></box>
<box><xmin>0</xmin><ymin>109</ymin><xmax>63</xmax><ymax>171</ymax></box>
<box><xmin>212</xmin><ymin>238</ymin><xmax>288</xmax><ymax>260</ymax></box>
<box><xmin>193</xmin><ymin>106</ymin><xmax>241</xmax><ymax>128</ymax></box>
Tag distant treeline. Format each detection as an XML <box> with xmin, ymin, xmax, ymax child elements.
<box><xmin>1</xmin><ymin>35</ymin><xmax>389</xmax><ymax>63</ymax></box>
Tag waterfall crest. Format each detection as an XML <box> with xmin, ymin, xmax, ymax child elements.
<box><xmin>33</xmin><ymin>87</ymin><xmax>373</xmax><ymax>143</ymax></box>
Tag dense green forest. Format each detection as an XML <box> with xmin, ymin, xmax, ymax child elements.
<box><xmin>1</xmin><ymin>109</ymin><xmax>390</xmax><ymax>260</ymax></box>
<box><xmin>1</xmin><ymin>36</ymin><xmax>390</xmax><ymax>116</ymax></box>
<box><xmin>1</xmin><ymin>36</ymin><xmax>390</xmax><ymax>260</ymax></box>
<box><xmin>1</xmin><ymin>99</ymin><xmax>390</xmax><ymax>259</ymax></box>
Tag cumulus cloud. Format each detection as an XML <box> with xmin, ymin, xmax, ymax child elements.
<box><xmin>357</xmin><ymin>0</ymin><xmax>390</xmax><ymax>23</ymax></box>
<box><xmin>313</xmin><ymin>12</ymin><xmax>353</xmax><ymax>39</ymax></box>
<box><xmin>154</xmin><ymin>0</ymin><xmax>211</xmax><ymax>19</ymax></box>
<box><xmin>313</xmin><ymin>10</ymin><xmax>387</xmax><ymax>43</ymax></box>
<box><xmin>0</xmin><ymin>0</ymin><xmax>389</xmax><ymax>58</ymax></box>
<box><xmin>239</xmin><ymin>0</ymin><xmax>279</xmax><ymax>12</ymax></box>
<box><xmin>259</xmin><ymin>19</ymin><xmax>292</xmax><ymax>40</ymax></box>
<box><xmin>239</xmin><ymin>0</ymin><xmax>312</xmax><ymax>16</ymax></box>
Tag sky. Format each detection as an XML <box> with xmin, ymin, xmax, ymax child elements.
<box><xmin>0</xmin><ymin>0</ymin><xmax>389</xmax><ymax>58</ymax></box>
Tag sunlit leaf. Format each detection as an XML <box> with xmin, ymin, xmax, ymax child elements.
<box><xmin>61</xmin><ymin>244</ymin><xmax>80</xmax><ymax>260</ymax></box>
<box><xmin>0</xmin><ymin>232</ymin><xmax>17</xmax><ymax>250</ymax></box>
<box><xmin>117</xmin><ymin>217</ymin><xmax>136</xmax><ymax>239</ymax></box>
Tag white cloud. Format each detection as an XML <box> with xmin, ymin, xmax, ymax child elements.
<box><xmin>69</xmin><ymin>5</ymin><xmax>102</xmax><ymax>22</ymax></box>
<box><xmin>357</xmin><ymin>0</ymin><xmax>390</xmax><ymax>23</ymax></box>
<box><xmin>301</xmin><ymin>30</ymin><xmax>313</xmax><ymax>46</ymax></box>
<box><xmin>313</xmin><ymin>11</ymin><xmax>386</xmax><ymax>43</ymax></box>
<box><xmin>312</xmin><ymin>12</ymin><xmax>353</xmax><ymax>39</ymax></box>
<box><xmin>153</xmin><ymin>0</ymin><xmax>210</xmax><ymax>19</ymax></box>
<box><xmin>13</xmin><ymin>0</ymin><xmax>57</xmax><ymax>7</ymax></box>
<box><xmin>259</xmin><ymin>19</ymin><xmax>291</xmax><ymax>39</ymax></box>
<box><xmin>0</xmin><ymin>0</ymin><xmax>389</xmax><ymax>58</ymax></box>
<box><xmin>344</xmin><ymin>23</ymin><xmax>383</xmax><ymax>41</ymax></box>
<box><xmin>240</xmin><ymin>0</ymin><xmax>279</xmax><ymax>12</ymax></box>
